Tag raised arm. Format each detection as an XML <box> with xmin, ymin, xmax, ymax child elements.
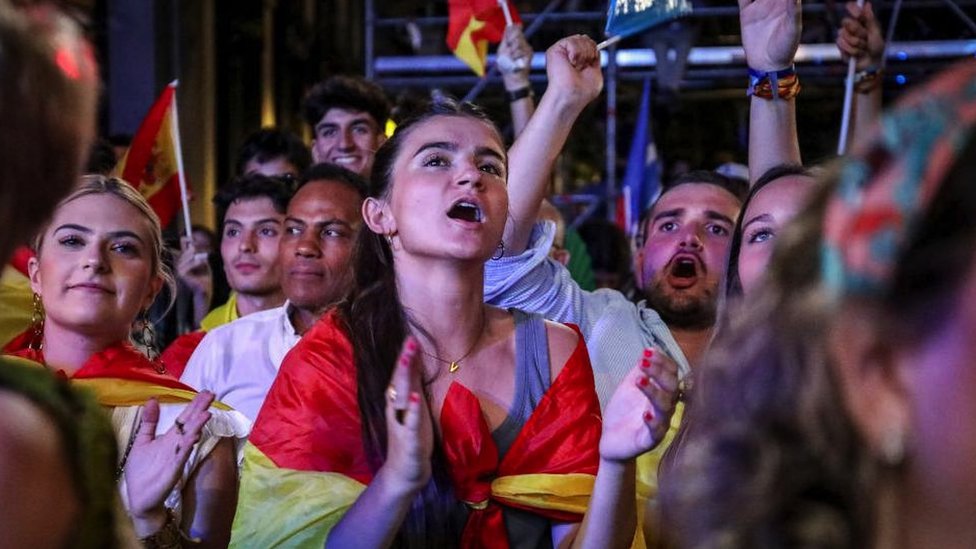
<box><xmin>739</xmin><ymin>0</ymin><xmax>803</xmax><ymax>183</ymax></box>
<box><xmin>498</xmin><ymin>24</ymin><xmax>536</xmax><ymax>137</ymax></box>
<box><xmin>837</xmin><ymin>1</ymin><xmax>885</xmax><ymax>151</ymax></box>
<box><xmin>504</xmin><ymin>35</ymin><xmax>603</xmax><ymax>255</ymax></box>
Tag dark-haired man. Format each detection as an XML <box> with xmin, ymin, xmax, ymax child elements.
<box><xmin>161</xmin><ymin>174</ymin><xmax>294</xmax><ymax>376</ymax></box>
<box><xmin>236</xmin><ymin>128</ymin><xmax>312</xmax><ymax>178</ymax></box>
<box><xmin>303</xmin><ymin>75</ymin><xmax>391</xmax><ymax>178</ymax></box>
<box><xmin>179</xmin><ymin>164</ymin><xmax>366</xmax><ymax>421</ymax></box>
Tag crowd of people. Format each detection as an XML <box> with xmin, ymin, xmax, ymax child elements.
<box><xmin>1</xmin><ymin>0</ymin><xmax>974</xmax><ymax>548</ymax></box>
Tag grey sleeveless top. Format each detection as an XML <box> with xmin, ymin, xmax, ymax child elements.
<box><xmin>490</xmin><ymin>310</ymin><xmax>556</xmax><ymax>549</ymax></box>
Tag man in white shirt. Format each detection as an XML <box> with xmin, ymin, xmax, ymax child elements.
<box><xmin>180</xmin><ymin>163</ymin><xmax>366</xmax><ymax>421</ymax></box>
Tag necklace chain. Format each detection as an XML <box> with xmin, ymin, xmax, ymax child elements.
<box><xmin>419</xmin><ymin>309</ymin><xmax>487</xmax><ymax>374</ymax></box>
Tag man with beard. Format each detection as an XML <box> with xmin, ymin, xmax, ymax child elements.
<box><xmin>179</xmin><ymin>163</ymin><xmax>366</xmax><ymax>422</ymax></box>
<box><xmin>486</xmin><ymin>170</ymin><xmax>745</xmax><ymax>405</ymax></box>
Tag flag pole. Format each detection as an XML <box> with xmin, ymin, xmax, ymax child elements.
<box><xmin>167</xmin><ymin>80</ymin><xmax>194</xmax><ymax>245</ymax></box>
<box><xmin>596</xmin><ymin>34</ymin><xmax>622</xmax><ymax>51</ymax></box>
<box><xmin>498</xmin><ymin>0</ymin><xmax>514</xmax><ymax>26</ymax></box>
<box><xmin>837</xmin><ymin>0</ymin><xmax>865</xmax><ymax>155</ymax></box>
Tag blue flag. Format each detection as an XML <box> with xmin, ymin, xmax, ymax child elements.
<box><xmin>605</xmin><ymin>0</ymin><xmax>693</xmax><ymax>40</ymax></box>
<box><xmin>617</xmin><ymin>76</ymin><xmax>660</xmax><ymax>237</ymax></box>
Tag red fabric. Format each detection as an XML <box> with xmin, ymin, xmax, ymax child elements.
<box><xmin>5</xmin><ymin>329</ymin><xmax>193</xmax><ymax>391</ymax></box>
<box><xmin>249</xmin><ymin>310</ymin><xmax>373</xmax><ymax>484</ymax></box>
<box><xmin>446</xmin><ymin>0</ymin><xmax>520</xmax><ymax>50</ymax></box>
<box><xmin>9</xmin><ymin>247</ymin><xmax>34</xmax><ymax>277</ymax></box>
<box><xmin>160</xmin><ymin>330</ymin><xmax>207</xmax><ymax>379</ymax></box>
<box><xmin>442</xmin><ymin>326</ymin><xmax>602</xmax><ymax>549</ymax></box>
<box><xmin>250</xmin><ymin>312</ymin><xmax>603</xmax><ymax>547</ymax></box>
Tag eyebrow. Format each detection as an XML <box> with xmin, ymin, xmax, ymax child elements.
<box><xmin>54</xmin><ymin>224</ymin><xmax>145</xmax><ymax>243</ymax></box>
<box><xmin>706</xmin><ymin>210</ymin><xmax>736</xmax><ymax>226</ymax></box>
<box><xmin>315</xmin><ymin>118</ymin><xmax>375</xmax><ymax>133</ymax></box>
<box><xmin>651</xmin><ymin>208</ymin><xmax>683</xmax><ymax>223</ymax></box>
<box><xmin>742</xmin><ymin>213</ymin><xmax>773</xmax><ymax>232</ymax></box>
<box><xmin>285</xmin><ymin>217</ymin><xmax>355</xmax><ymax>228</ymax></box>
<box><xmin>650</xmin><ymin>209</ymin><xmax>736</xmax><ymax>227</ymax></box>
<box><xmin>413</xmin><ymin>141</ymin><xmax>505</xmax><ymax>162</ymax></box>
<box><xmin>223</xmin><ymin>218</ymin><xmax>282</xmax><ymax>227</ymax></box>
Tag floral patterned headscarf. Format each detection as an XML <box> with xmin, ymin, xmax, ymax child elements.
<box><xmin>822</xmin><ymin>60</ymin><xmax>976</xmax><ymax>299</ymax></box>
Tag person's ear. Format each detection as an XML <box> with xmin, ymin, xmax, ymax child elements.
<box><xmin>363</xmin><ymin>197</ymin><xmax>395</xmax><ymax>236</ymax></box>
<box><xmin>142</xmin><ymin>275</ymin><xmax>164</xmax><ymax>311</ymax></box>
<box><xmin>828</xmin><ymin>301</ymin><xmax>911</xmax><ymax>463</ymax></box>
<box><xmin>553</xmin><ymin>248</ymin><xmax>571</xmax><ymax>267</ymax></box>
<box><xmin>28</xmin><ymin>255</ymin><xmax>42</xmax><ymax>296</ymax></box>
<box><xmin>633</xmin><ymin>247</ymin><xmax>646</xmax><ymax>289</ymax></box>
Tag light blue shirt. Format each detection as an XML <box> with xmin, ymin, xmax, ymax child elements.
<box><xmin>484</xmin><ymin>221</ymin><xmax>690</xmax><ymax>408</ymax></box>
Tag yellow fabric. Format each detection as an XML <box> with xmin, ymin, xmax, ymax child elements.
<box><xmin>453</xmin><ymin>16</ymin><xmax>489</xmax><ymax>76</ymax></box>
<box><xmin>71</xmin><ymin>378</ymin><xmax>232</xmax><ymax>410</ymax></box>
<box><xmin>200</xmin><ymin>293</ymin><xmax>239</xmax><ymax>332</ymax></box>
<box><xmin>637</xmin><ymin>401</ymin><xmax>685</xmax><ymax>548</ymax></box>
<box><xmin>0</xmin><ymin>267</ymin><xmax>33</xmax><ymax>349</ymax></box>
<box><xmin>230</xmin><ymin>443</ymin><xmax>366</xmax><ymax>548</ymax></box>
<box><xmin>490</xmin><ymin>472</ymin><xmax>594</xmax><ymax>514</ymax></box>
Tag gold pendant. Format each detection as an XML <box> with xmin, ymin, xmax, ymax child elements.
<box><xmin>449</xmin><ymin>361</ymin><xmax>460</xmax><ymax>373</ymax></box>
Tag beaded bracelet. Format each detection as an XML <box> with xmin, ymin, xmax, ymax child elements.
<box><xmin>854</xmin><ymin>65</ymin><xmax>884</xmax><ymax>94</ymax></box>
<box><xmin>747</xmin><ymin>65</ymin><xmax>801</xmax><ymax>100</ymax></box>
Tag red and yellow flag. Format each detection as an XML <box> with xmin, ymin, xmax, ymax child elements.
<box><xmin>447</xmin><ymin>0</ymin><xmax>520</xmax><ymax>76</ymax></box>
<box><xmin>115</xmin><ymin>81</ymin><xmax>187</xmax><ymax>228</ymax></box>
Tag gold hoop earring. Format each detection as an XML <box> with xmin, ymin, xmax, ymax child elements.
<box><xmin>139</xmin><ymin>309</ymin><xmax>165</xmax><ymax>374</ymax></box>
<box><xmin>28</xmin><ymin>292</ymin><xmax>44</xmax><ymax>351</ymax></box>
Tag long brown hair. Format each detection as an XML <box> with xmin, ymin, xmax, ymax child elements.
<box><xmin>339</xmin><ymin>98</ymin><xmax>504</xmax><ymax>547</ymax></box>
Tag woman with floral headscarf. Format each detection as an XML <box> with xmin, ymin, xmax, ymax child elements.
<box><xmin>662</xmin><ymin>60</ymin><xmax>976</xmax><ymax>549</ymax></box>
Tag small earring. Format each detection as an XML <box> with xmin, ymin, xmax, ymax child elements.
<box><xmin>138</xmin><ymin>309</ymin><xmax>166</xmax><ymax>374</ymax></box>
<box><xmin>28</xmin><ymin>292</ymin><xmax>44</xmax><ymax>351</ymax></box>
<box><xmin>879</xmin><ymin>425</ymin><xmax>906</xmax><ymax>466</ymax></box>
<box><xmin>491</xmin><ymin>241</ymin><xmax>505</xmax><ymax>261</ymax></box>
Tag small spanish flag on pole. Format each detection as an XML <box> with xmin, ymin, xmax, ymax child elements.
<box><xmin>447</xmin><ymin>0</ymin><xmax>520</xmax><ymax>77</ymax></box>
<box><xmin>115</xmin><ymin>81</ymin><xmax>193</xmax><ymax>241</ymax></box>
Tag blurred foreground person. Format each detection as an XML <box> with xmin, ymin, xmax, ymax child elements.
<box><xmin>664</xmin><ymin>61</ymin><xmax>976</xmax><ymax>549</ymax></box>
<box><xmin>0</xmin><ymin>2</ymin><xmax>123</xmax><ymax>547</ymax></box>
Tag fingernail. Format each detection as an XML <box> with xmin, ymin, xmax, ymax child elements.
<box><xmin>409</xmin><ymin>392</ymin><xmax>421</xmax><ymax>403</ymax></box>
<box><xmin>638</xmin><ymin>376</ymin><xmax>650</xmax><ymax>387</ymax></box>
<box><xmin>406</xmin><ymin>339</ymin><xmax>417</xmax><ymax>351</ymax></box>
<box><xmin>641</xmin><ymin>358</ymin><xmax>651</xmax><ymax>369</ymax></box>
<box><xmin>643</xmin><ymin>348</ymin><xmax>653</xmax><ymax>358</ymax></box>
<box><xmin>643</xmin><ymin>411</ymin><xmax>653</xmax><ymax>422</ymax></box>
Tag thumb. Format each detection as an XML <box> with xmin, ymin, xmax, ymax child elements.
<box><xmin>136</xmin><ymin>398</ymin><xmax>160</xmax><ymax>443</ymax></box>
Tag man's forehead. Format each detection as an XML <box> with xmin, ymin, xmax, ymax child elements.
<box><xmin>318</xmin><ymin>107</ymin><xmax>379</xmax><ymax>128</ymax></box>
<box><xmin>652</xmin><ymin>183</ymin><xmax>741</xmax><ymax>216</ymax></box>
<box><xmin>288</xmin><ymin>180</ymin><xmax>362</xmax><ymax>217</ymax></box>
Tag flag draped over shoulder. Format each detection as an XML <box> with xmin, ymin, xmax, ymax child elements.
<box><xmin>115</xmin><ymin>81</ymin><xmax>185</xmax><ymax>228</ymax></box>
<box><xmin>605</xmin><ymin>0</ymin><xmax>693</xmax><ymax>41</ymax></box>
<box><xmin>447</xmin><ymin>0</ymin><xmax>521</xmax><ymax>76</ymax></box>
<box><xmin>231</xmin><ymin>311</ymin><xmax>603</xmax><ymax>548</ymax></box>
<box><xmin>617</xmin><ymin>76</ymin><xmax>661</xmax><ymax>237</ymax></box>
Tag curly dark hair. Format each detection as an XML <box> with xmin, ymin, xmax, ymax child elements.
<box><xmin>303</xmin><ymin>75</ymin><xmax>391</xmax><ymax>130</ymax></box>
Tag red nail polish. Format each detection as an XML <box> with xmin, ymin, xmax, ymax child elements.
<box><xmin>643</xmin><ymin>411</ymin><xmax>653</xmax><ymax>422</ymax></box>
<box><xmin>641</xmin><ymin>358</ymin><xmax>650</xmax><ymax>368</ymax></box>
<box><xmin>643</xmin><ymin>348</ymin><xmax>652</xmax><ymax>358</ymax></box>
<box><xmin>409</xmin><ymin>392</ymin><xmax>421</xmax><ymax>403</ymax></box>
<box><xmin>406</xmin><ymin>339</ymin><xmax>417</xmax><ymax>351</ymax></box>
<box><xmin>638</xmin><ymin>376</ymin><xmax>650</xmax><ymax>387</ymax></box>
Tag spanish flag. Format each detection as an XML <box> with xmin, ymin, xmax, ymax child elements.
<box><xmin>0</xmin><ymin>247</ymin><xmax>35</xmax><ymax>349</ymax></box>
<box><xmin>115</xmin><ymin>81</ymin><xmax>187</xmax><ymax>228</ymax></box>
<box><xmin>231</xmin><ymin>311</ymin><xmax>603</xmax><ymax>547</ymax></box>
<box><xmin>447</xmin><ymin>0</ymin><xmax>521</xmax><ymax>77</ymax></box>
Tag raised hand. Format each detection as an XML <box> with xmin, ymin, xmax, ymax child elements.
<box><xmin>125</xmin><ymin>391</ymin><xmax>214</xmax><ymax>536</ymax></box>
<box><xmin>498</xmin><ymin>24</ymin><xmax>533</xmax><ymax>88</ymax></box>
<box><xmin>380</xmin><ymin>337</ymin><xmax>433</xmax><ymax>497</ymax></box>
<box><xmin>599</xmin><ymin>348</ymin><xmax>679</xmax><ymax>462</ymax></box>
<box><xmin>543</xmin><ymin>34</ymin><xmax>603</xmax><ymax>111</ymax></box>
<box><xmin>739</xmin><ymin>0</ymin><xmax>803</xmax><ymax>71</ymax></box>
<box><xmin>176</xmin><ymin>237</ymin><xmax>212</xmax><ymax>298</ymax></box>
<box><xmin>837</xmin><ymin>1</ymin><xmax>884</xmax><ymax>70</ymax></box>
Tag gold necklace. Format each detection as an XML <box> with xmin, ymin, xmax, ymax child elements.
<box><xmin>420</xmin><ymin>309</ymin><xmax>487</xmax><ymax>373</ymax></box>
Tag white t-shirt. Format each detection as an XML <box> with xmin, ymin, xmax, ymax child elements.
<box><xmin>180</xmin><ymin>304</ymin><xmax>301</xmax><ymax>422</ymax></box>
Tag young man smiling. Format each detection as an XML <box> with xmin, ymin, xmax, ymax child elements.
<box><xmin>303</xmin><ymin>75</ymin><xmax>391</xmax><ymax>178</ymax></box>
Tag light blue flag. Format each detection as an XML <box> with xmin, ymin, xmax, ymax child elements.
<box><xmin>605</xmin><ymin>0</ymin><xmax>693</xmax><ymax>40</ymax></box>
